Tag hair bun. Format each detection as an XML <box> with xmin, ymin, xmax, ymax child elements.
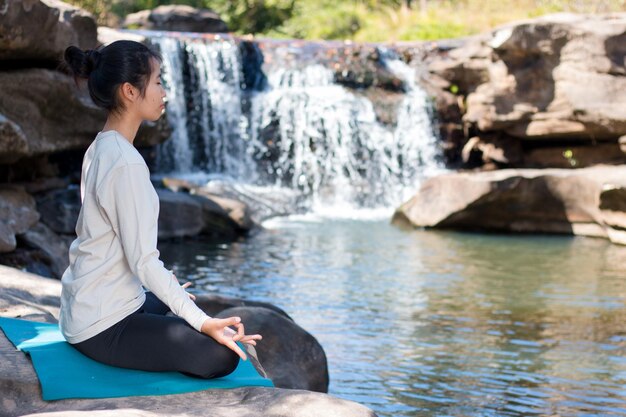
<box><xmin>63</xmin><ymin>46</ymin><xmax>101</xmax><ymax>79</ymax></box>
<box><xmin>85</xmin><ymin>49</ymin><xmax>101</xmax><ymax>70</ymax></box>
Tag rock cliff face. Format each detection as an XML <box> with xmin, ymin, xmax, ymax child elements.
<box><xmin>423</xmin><ymin>13</ymin><xmax>626</xmax><ymax>169</ymax></box>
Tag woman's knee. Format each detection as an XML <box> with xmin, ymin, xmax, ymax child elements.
<box><xmin>197</xmin><ymin>344</ymin><xmax>240</xmax><ymax>379</ymax></box>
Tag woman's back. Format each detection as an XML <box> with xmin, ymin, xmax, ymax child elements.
<box><xmin>60</xmin><ymin>130</ymin><xmax>154</xmax><ymax>344</ymax></box>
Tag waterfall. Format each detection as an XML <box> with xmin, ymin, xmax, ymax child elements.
<box><xmin>150</xmin><ymin>35</ymin><xmax>444</xmax><ymax>214</ymax></box>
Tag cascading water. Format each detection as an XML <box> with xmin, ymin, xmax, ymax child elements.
<box><xmin>150</xmin><ymin>34</ymin><xmax>444</xmax><ymax>216</ymax></box>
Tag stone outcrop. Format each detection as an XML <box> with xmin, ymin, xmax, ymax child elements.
<box><xmin>217</xmin><ymin>306</ymin><xmax>329</xmax><ymax>393</ymax></box>
<box><xmin>18</xmin><ymin>222</ymin><xmax>70</xmax><ymax>279</ymax></box>
<box><xmin>35</xmin><ymin>187</ymin><xmax>81</xmax><ymax>235</ymax></box>
<box><xmin>0</xmin><ymin>0</ymin><xmax>97</xmax><ymax>61</ymax></box>
<box><xmin>393</xmin><ymin>165</ymin><xmax>626</xmax><ymax>244</ymax></box>
<box><xmin>123</xmin><ymin>5</ymin><xmax>228</xmax><ymax>33</ymax></box>
<box><xmin>0</xmin><ymin>186</ymin><xmax>40</xmax><ymax>253</ymax></box>
<box><xmin>0</xmin><ymin>266</ymin><xmax>377</xmax><ymax>417</ymax></box>
<box><xmin>162</xmin><ymin>178</ymin><xmax>256</xmax><ymax>235</ymax></box>
<box><xmin>425</xmin><ymin>13</ymin><xmax>626</xmax><ymax>168</ymax></box>
<box><xmin>0</xmin><ymin>69</ymin><xmax>105</xmax><ymax>162</ymax></box>
<box><xmin>156</xmin><ymin>187</ymin><xmax>255</xmax><ymax>240</ymax></box>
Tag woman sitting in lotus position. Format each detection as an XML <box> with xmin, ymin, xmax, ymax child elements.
<box><xmin>59</xmin><ymin>40</ymin><xmax>261</xmax><ymax>379</ymax></box>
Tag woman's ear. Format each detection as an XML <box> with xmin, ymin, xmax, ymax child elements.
<box><xmin>119</xmin><ymin>82</ymin><xmax>138</xmax><ymax>103</ymax></box>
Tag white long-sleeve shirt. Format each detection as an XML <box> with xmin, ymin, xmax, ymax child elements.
<box><xmin>59</xmin><ymin>130</ymin><xmax>210</xmax><ymax>344</ymax></box>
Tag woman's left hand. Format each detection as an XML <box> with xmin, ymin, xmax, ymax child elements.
<box><xmin>181</xmin><ymin>281</ymin><xmax>196</xmax><ymax>300</ymax></box>
<box><xmin>171</xmin><ymin>271</ymin><xmax>196</xmax><ymax>300</ymax></box>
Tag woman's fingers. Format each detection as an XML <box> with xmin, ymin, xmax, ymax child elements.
<box><xmin>233</xmin><ymin>322</ymin><xmax>245</xmax><ymax>342</ymax></box>
<box><xmin>223</xmin><ymin>338</ymin><xmax>247</xmax><ymax>361</ymax></box>
<box><xmin>217</xmin><ymin>316</ymin><xmax>242</xmax><ymax>329</ymax></box>
<box><xmin>240</xmin><ymin>334</ymin><xmax>262</xmax><ymax>341</ymax></box>
<box><xmin>182</xmin><ymin>282</ymin><xmax>192</xmax><ymax>289</ymax></box>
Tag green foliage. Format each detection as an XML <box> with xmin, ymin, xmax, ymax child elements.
<box><xmin>209</xmin><ymin>0</ymin><xmax>295</xmax><ymax>34</ymax></box>
<box><xmin>272</xmin><ymin>1</ymin><xmax>364</xmax><ymax>39</ymax></box>
<box><xmin>65</xmin><ymin>0</ymin><xmax>626</xmax><ymax>41</ymax></box>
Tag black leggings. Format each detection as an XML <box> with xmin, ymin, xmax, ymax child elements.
<box><xmin>72</xmin><ymin>292</ymin><xmax>239</xmax><ymax>379</ymax></box>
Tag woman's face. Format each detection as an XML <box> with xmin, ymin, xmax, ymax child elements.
<box><xmin>138</xmin><ymin>58</ymin><xmax>167</xmax><ymax>122</ymax></box>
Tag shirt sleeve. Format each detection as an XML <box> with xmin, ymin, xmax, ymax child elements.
<box><xmin>98</xmin><ymin>163</ymin><xmax>210</xmax><ymax>332</ymax></box>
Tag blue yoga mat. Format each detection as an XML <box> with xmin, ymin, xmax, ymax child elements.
<box><xmin>0</xmin><ymin>317</ymin><xmax>274</xmax><ymax>401</ymax></box>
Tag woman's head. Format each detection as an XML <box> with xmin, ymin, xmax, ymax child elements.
<box><xmin>64</xmin><ymin>40</ymin><xmax>165</xmax><ymax>120</ymax></box>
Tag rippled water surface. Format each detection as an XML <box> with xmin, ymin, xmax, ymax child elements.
<box><xmin>159</xmin><ymin>218</ymin><xmax>626</xmax><ymax>417</ymax></box>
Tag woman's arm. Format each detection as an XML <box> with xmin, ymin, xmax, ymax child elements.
<box><xmin>99</xmin><ymin>162</ymin><xmax>262</xmax><ymax>358</ymax></box>
<box><xmin>98</xmin><ymin>163</ymin><xmax>210</xmax><ymax>332</ymax></box>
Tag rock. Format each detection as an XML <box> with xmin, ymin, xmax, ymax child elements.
<box><xmin>216</xmin><ymin>307</ymin><xmax>329</xmax><ymax>393</ymax></box>
<box><xmin>461</xmin><ymin>134</ymin><xmax>523</xmax><ymax>167</ymax></box>
<box><xmin>156</xmin><ymin>189</ymin><xmax>204</xmax><ymax>239</ymax></box>
<box><xmin>0</xmin><ymin>247</ymin><xmax>57</xmax><ymax>279</ymax></box>
<box><xmin>355</xmin><ymin>88</ymin><xmax>405</xmax><ymax>126</ymax></box>
<box><xmin>195</xmin><ymin>294</ymin><xmax>293</xmax><ymax>321</ymax></box>
<box><xmin>18</xmin><ymin>222</ymin><xmax>70</xmax><ymax>279</ymax></box>
<box><xmin>463</xmin><ymin>14</ymin><xmax>626</xmax><ymax>141</ymax></box>
<box><xmin>202</xmin><ymin>179</ymin><xmax>300</xmax><ymax>224</ymax></box>
<box><xmin>0</xmin><ymin>114</ymin><xmax>29</xmax><ymax>164</ymax></box>
<box><xmin>393</xmin><ymin>165</ymin><xmax>626</xmax><ymax>244</ymax></box>
<box><xmin>156</xmin><ymin>187</ymin><xmax>251</xmax><ymax>240</ymax></box>
<box><xmin>0</xmin><ymin>69</ymin><xmax>169</xmax><ymax>165</ymax></box>
<box><xmin>123</xmin><ymin>5</ymin><xmax>228</xmax><ymax>33</ymax></box>
<box><xmin>0</xmin><ymin>186</ymin><xmax>40</xmax><ymax>253</ymax></box>
<box><xmin>162</xmin><ymin>178</ymin><xmax>255</xmax><ymax>234</ymax></box>
<box><xmin>523</xmin><ymin>142</ymin><xmax>626</xmax><ymax>168</ymax></box>
<box><xmin>35</xmin><ymin>187</ymin><xmax>81</xmax><ymax>235</ymax></box>
<box><xmin>97</xmin><ymin>26</ymin><xmax>147</xmax><ymax>46</ymax></box>
<box><xmin>0</xmin><ymin>265</ymin><xmax>61</xmax><ymax>321</ymax></box>
<box><xmin>0</xmin><ymin>0</ymin><xmax>97</xmax><ymax>61</ymax></box>
<box><xmin>189</xmin><ymin>194</ymin><xmax>251</xmax><ymax>238</ymax></box>
<box><xmin>0</xmin><ymin>69</ymin><xmax>105</xmax><ymax>162</ymax></box>
<box><xmin>16</xmin><ymin>177</ymin><xmax>69</xmax><ymax>195</ymax></box>
<box><xmin>0</xmin><ymin>266</ymin><xmax>377</xmax><ymax>416</ymax></box>
<box><xmin>427</xmin><ymin>36</ymin><xmax>492</xmax><ymax>96</ymax></box>
<box><xmin>423</xmin><ymin>13</ymin><xmax>626</xmax><ymax>167</ymax></box>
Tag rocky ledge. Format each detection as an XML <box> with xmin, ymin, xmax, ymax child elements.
<box><xmin>393</xmin><ymin>165</ymin><xmax>626</xmax><ymax>245</ymax></box>
<box><xmin>0</xmin><ymin>265</ymin><xmax>377</xmax><ymax>417</ymax></box>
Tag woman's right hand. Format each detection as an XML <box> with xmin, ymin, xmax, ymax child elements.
<box><xmin>200</xmin><ymin>317</ymin><xmax>262</xmax><ymax>361</ymax></box>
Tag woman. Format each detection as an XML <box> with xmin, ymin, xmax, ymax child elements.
<box><xmin>59</xmin><ymin>40</ymin><xmax>261</xmax><ymax>379</ymax></box>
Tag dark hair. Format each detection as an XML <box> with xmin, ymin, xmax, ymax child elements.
<box><xmin>63</xmin><ymin>40</ymin><xmax>162</xmax><ymax>114</ymax></box>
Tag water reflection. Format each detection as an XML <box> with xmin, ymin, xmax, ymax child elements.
<box><xmin>158</xmin><ymin>220</ymin><xmax>626</xmax><ymax>416</ymax></box>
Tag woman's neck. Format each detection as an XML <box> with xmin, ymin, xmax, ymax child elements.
<box><xmin>101</xmin><ymin>113</ymin><xmax>142</xmax><ymax>145</ymax></box>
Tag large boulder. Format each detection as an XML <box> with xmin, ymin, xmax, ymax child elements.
<box><xmin>123</xmin><ymin>5</ymin><xmax>228</xmax><ymax>33</ymax></box>
<box><xmin>156</xmin><ymin>188</ymin><xmax>205</xmax><ymax>239</ymax></box>
<box><xmin>0</xmin><ymin>266</ymin><xmax>377</xmax><ymax>417</ymax></box>
<box><xmin>0</xmin><ymin>186</ymin><xmax>40</xmax><ymax>253</ymax></box>
<box><xmin>0</xmin><ymin>69</ymin><xmax>105</xmax><ymax>162</ymax></box>
<box><xmin>18</xmin><ymin>221</ymin><xmax>70</xmax><ymax>279</ymax></box>
<box><xmin>0</xmin><ymin>114</ymin><xmax>29</xmax><ymax>164</ymax></box>
<box><xmin>161</xmin><ymin>178</ymin><xmax>256</xmax><ymax>235</ymax></box>
<box><xmin>35</xmin><ymin>187</ymin><xmax>81</xmax><ymax>235</ymax></box>
<box><xmin>393</xmin><ymin>165</ymin><xmax>626</xmax><ymax>244</ymax></box>
<box><xmin>217</xmin><ymin>307</ymin><xmax>329</xmax><ymax>393</ymax></box>
<box><xmin>0</xmin><ymin>0</ymin><xmax>97</xmax><ymax>61</ymax></box>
